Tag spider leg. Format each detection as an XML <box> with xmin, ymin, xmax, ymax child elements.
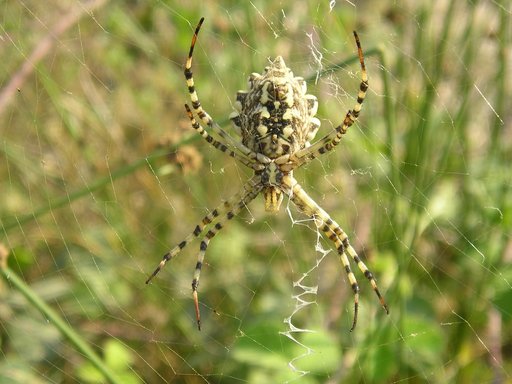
<box><xmin>283</xmin><ymin>176</ymin><xmax>388</xmax><ymax>331</ymax></box>
<box><xmin>145</xmin><ymin>176</ymin><xmax>262</xmax><ymax>285</ymax></box>
<box><xmin>290</xmin><ymin>31</ymin><xmax>368</xmax><ymax>168</ymax></box>
<box><xmin>184</xmin><ymin>104</ymin><xmax>263</xmax><ymax>171</ymax></box>
<box><xmin>191</xmin><ymin>184</ymin><xmax>262</xmax><ymax>330</ymax></box>
<box><xmin>184</xmin><ymin>18</ymin><xmax>265</xmax><ymax>164</ymax></box>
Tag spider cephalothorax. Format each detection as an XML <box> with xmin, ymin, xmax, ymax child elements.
<box><xmin>146</xmin><ymin>17</ymin><xmax>388</xmax><ymax>331</ymax></box>
<box><xmin>230</xmin><ymin>56</ymin><xmax>321</xmax><ymax>158</ymax></box>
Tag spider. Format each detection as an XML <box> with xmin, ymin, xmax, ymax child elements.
<box><xmin>146</xmin><ymin>17</ymin><xmax>389</xmax><ymax>331</ymax></box>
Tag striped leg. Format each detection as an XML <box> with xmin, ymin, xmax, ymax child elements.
<box><xmin>291</xmin><ymin>31</ymin><xmax>368</xmax><ymax>168</ymax></box>
<box><xmin>184</xmin><ymin>104</ymin><xmax>262</xmax><ymax>171</ymax></box>
<box><xmin>284</xmin><ymin>176</ymin><xmax>388</xmax><ymax>331</ymax></box>
<box><xmin>145</xmin><ymin>176</ymin><xmax>262</xmax><ymax>285</ymax></box>
<box><xmin>184</xmin><ymin>18</ymin><xmax>260</xmax><ymax>162</ymax></box>
<box><xmin>191</xmin><ymin>185</ymin><xmax>262</xmax><ymax>330</ymax></box>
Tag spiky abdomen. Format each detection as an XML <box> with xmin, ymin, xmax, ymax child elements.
<box><xmin>229</xmin><ymin>56</ymin><xmax>321</xmax><ymax>158</ymax></box>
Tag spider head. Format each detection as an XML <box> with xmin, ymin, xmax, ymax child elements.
<box><xmin>230</xmin><ymin>57</ymin><xmax>321</xmax><ymax>159</ymax></box>
<box><xmin>263</xmin><ymin>186</ymin><xmax>283</xmax><ymax>212</ymax></box>
<box><xmin>256</xmin><ymin>162</ymin><xmax>286</xmax><ymax>212</ymax></box>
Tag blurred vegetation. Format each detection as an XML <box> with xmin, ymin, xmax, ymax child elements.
<box><xmin>1</xmin><ymin>0</ymin><xmax>511</xmax><ymax>383</ymax></box>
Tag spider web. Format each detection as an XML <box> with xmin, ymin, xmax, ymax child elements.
<box><xmin>1</xmin><ymin>1</ymin><xmax>511</xmax><ymax>383</ymax></box>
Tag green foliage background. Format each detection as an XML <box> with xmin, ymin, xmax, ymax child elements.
<box><xmin>1</xmin><ymin>1</ymin><xmax>511</xmax><ymax>383</ymax></box>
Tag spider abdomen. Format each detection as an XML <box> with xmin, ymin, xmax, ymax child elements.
<box><xmin>230</xmin><ymin>56</ymin><xmax>321</xmax><ymax>158</ymax></box>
